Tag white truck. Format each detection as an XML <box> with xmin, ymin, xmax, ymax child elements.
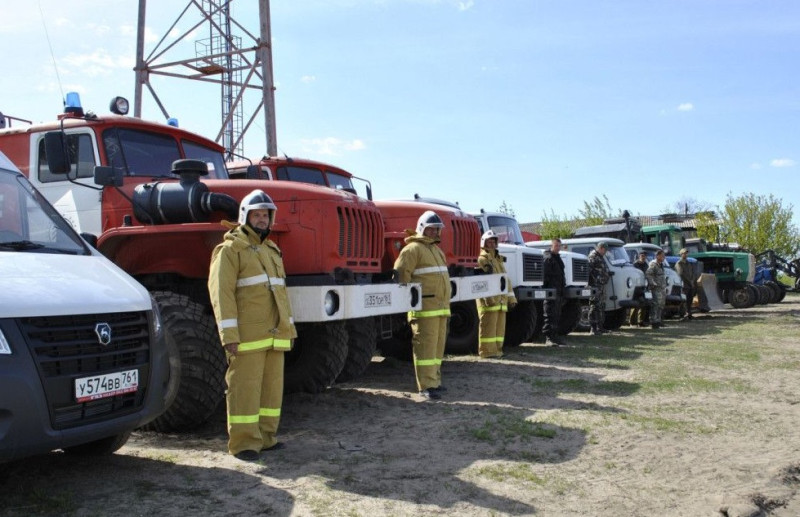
<box><xmin>474</xmin><ymin>211</ymin><xmax>595</xmax><ymax>342</ymax></box>
<box><xmin>528</xmin><ymin>237</ymin><xmax>649</xmax><ymax>330</ymax></box>
<box><xmin>0</xmin><ymin>150</ymin><xmax>170</xmax><ymax>463</ymax></box>
<box><xmin>623</xmin><ymin>243</ymin><xmax>687</xmax><ymax>318</ymax></box>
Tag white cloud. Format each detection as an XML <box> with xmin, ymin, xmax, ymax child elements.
<box><xmin>750</xmin><ymin>163</ymin><xmax>763</xmax><ymax>170</ymax></box>
<box><xmin>301</xmin><ymin>75</ymin><xmax>316</xmax><ymax>83</ymax></box>
<box><xmin>61</xmin><ymin>49</ymin><xmax>131</xmax><ymax>78</ymax></box>
<box><xmin>770</xmin><ymin>158</ymin><xmax>795</xmax><ymax>168</ymax></box>
<box><xmin>300</xmin><ymin>137</ymin><xmax>366</xmax><ymax>156</ymax></box>
<box><xmin>458</xmin><ymin>1</ymin><xmax>475</xmax><ymax>11</ymax></box>
<box><xmin>677</xmin><ymin>103</ymin><xmax>694</xmax><ymax>112</ymax></box>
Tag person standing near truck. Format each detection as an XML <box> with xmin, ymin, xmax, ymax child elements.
<box><xmin>587</xmin><ymin>242</ymin><xmax>611</xmax><ymax>336</ymax></box>
<box><xmin>646</xmin><ymin>249</ymin><xmax>668</xmax><ymax>329</ymax></box>
<box><xmin>542</xmin><ymin>237</ymin><xmax>566</xmax><ymax>346</ymax></box>
<box><xmin>208</xmin><ymin>189</ymin><xmax>297</xmax><ymax>461</ymax></box>
<box><xmin>394</xmin><ymin>210</ymin><xmax>452</xmax><ymax>400</ymax></box>
<box><xmin>675</xmin><ymin>248</ymin><xmax>696</xmax><ymax>320</ymax></box>
<box><xmin>476</xmin><ymin>230</ymin><xmax>517</xmax><ymax>358</ymax></box>
<box><xmin>629</xmin><ymin>251</ymin><xmax>650</xmax><ymax>327</ymax></box>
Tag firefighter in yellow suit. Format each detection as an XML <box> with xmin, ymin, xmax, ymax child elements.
<box><xmin>476</xmin><ymin>230</ymin><xmax>517</xmax><ymax>358</ymax></box>
<box><xmin>208</xmin><ymin>190</ymin><xmax>297</xmax><ymax>461</ymax></box>
<box><xmin>393</xmin><ymin>210</ymin><xmax>452</xmax><ymax>401</ymax></box>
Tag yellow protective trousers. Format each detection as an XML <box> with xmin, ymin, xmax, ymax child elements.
<box><xmin>411</xmin><ymin>316</ymin><xmax>448</xmax><ymax>391</ymax></box>
<box><xmin>478</xmin><ymin>303</ymin><xmax>507</xmax><ymax>358</ymax></box>
<box><xmin>225</xmin><ymin>348</ymin><xmax>284</xmax><ymax>455</ymax></box>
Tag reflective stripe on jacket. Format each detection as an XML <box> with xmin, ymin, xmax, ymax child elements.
<box><xmin>477</xmin><ymin>248</ymin><xmax>515</xmax><ymax>308</ymax></box>
<box><xmin>394</xmin><ymin>232</ymin><xmax>451</xmax><ymax>318</ymax></box>
<box><xmin>208</xmin><ymin>223</ymin><xmax>298</xmax><ymax>351</ymax></box>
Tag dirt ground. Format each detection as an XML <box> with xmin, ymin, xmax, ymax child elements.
<box><xmin>3</xmin><ymin>296</ymin><xmax>800</xmax><ymax>517</ymax></box>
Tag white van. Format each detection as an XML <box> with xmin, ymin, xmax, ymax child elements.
<box><xmin>0</xmin><ymin>151</ymin><xmax>170</xmax><ymax>463</ymax></box>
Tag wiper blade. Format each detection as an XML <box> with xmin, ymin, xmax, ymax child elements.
<box><xmin>0</xmin><ymin>240</ymin><xmax>46</xmax><ymax>251</ymax></box>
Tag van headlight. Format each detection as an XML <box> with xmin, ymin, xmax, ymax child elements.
<box><xmin>626</xmin><ymin>277</ymin><xmax>633</xmax><ymax>288</ymax></box>
<box><xmin>0</xmin><ymin>329</ymin><xmax>11</xmax><ymax>355</ymax></box>
<box><xmin>149</xmin><ymin>294</ymin><xmax>164</xmax><ymax>340</ymax></box>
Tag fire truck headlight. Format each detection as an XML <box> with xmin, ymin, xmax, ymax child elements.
<box><xmin>109</xmin><ymin>96</ymin><xmax>129</xmax><ymax>115</ymax></box>
<box><xmin>324</xmin><ymin>291</ymin><xmax>340</xmax><ymax>316</ymax></box>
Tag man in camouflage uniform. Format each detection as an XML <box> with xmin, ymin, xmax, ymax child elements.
<box><xmin>587</xmin><ymin>242</ymin><xmax>610</xmax><ymax>336</ymax></box>
<box><xmin>645</xmin><ymin>249</ymin><xmax>667</xmax><ymax>329</ymax></box>
<box><xmin>674</xmin><ymin>248</ymin><xmax>696</xmax><ymax>321</ymax></box>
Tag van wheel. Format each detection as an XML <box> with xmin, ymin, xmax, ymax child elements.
<box><xmin>504</xmin><ymin>300</ymin><xmax>537</xmax><ymax>347</ymax></box>
<box><xmin>143</xmin><ymin>292</ymin><xmax>226</xmax><ymax>432</ymax></box>
<box><xmin>603</xmin><ymin>308</ymin><xmax>627</xmax><ymax>330</ymax></box>
<box><xmin>337</xmin><ymin>318</ymin><xmax>378</xmax><ymax>382</ymax></box>
<box><xmin>63</xmin><ymin>431</ymin><xmax>131</xmax><ymax>456</ymax></box>
<box><xmin>285</xmin><ymin>322</ymin><xmax>348</xmax><ymax>393</ymax></box>
<box><xmin>445</xmin><ymin>301</ymin><xmax>479</xmax><ymax>354</ymax></box>
<box><xmin>557</xmin><ymin>300</ymin><xmax>582</xmax><ymax>335</ymax></box>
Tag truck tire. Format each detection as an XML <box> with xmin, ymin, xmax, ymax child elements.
<box><xmin>603</xmin><ymin>308</ymin><xmax>627</xmax><ymax>330</ymax></box>
<box><xmin>63</xmin><ymin>431</ymin><xmax>132</xmax><ymax>456</ymax></box>
<box><xmin>337</xmin><ymin>318</ymin><xmax>378</xmax><ymax>382</ymax></box>
<box><xmin>504</xmin><ymin>300</ymin><xmax>537</xmax><ymax>347</ymax></box>
<box><xmin>144</xmin><ymin>292</ymin><xmax>226</xmax><ymax>432</ymax></box>
<box><xmin>285</xmin><ymin>322</ymin><xmax>348</xmax><ymax>393</ymax></box>
<box><xmin>445</xmin><ymin>301</ymin><xmax>479</xmax><ymax>355</ymax></box>
<box><xmin>557</xmin><ymin>300</ymin><xmax>582</xmax><ymax>335</ymax></box>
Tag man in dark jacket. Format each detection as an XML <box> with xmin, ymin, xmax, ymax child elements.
<box><xmin>542</xmin><ymin>238</ymin><xmax>566</xmax><ymax>346</ymax></box>
<box><xmin>629</xmin><ymin>251</ymin><xmax>650</xmax><ymax>327</ymax></box>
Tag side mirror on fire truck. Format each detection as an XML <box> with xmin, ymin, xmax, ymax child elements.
<box><xmin>93</xmin><ymin>166</ymin><xmax>123</xmax><ymax>187</ymax></box>
<box><xmin>43</xmin><ymin>132</ymin><xmax>72</xmax><ymax>175</ymax></box>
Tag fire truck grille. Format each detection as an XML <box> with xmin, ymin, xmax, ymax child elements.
<box><xmin>450</xmin><ymin>218</ymin><xmax>479</xmax><ymax>265</ymax></box>
<box><xmin>337</xmin><ymin>206</ymin><xmax>383</xmax><ymax>260</ymax></box>
<box><xmin>572</xmin><ymin>257</ymin><xmax>590</xmax><ymax>283</ymax></box>
<box><xmin>19</xmin><ymin>311</ymin><xmax>151</xmax><ymax>430</ymax></box>
<box><xmin>522</xmin><ymin>254</ymin><xmax>544</xmax><ymax>282</ymax></box>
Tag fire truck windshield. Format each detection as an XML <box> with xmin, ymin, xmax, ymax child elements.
<box><xmin>102</xmin><ymin>127</ymin><xmax>228</xmax><ymax>179</ymax></box>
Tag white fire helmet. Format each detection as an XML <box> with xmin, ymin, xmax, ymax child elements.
<box><xmin>416</xmin><ymin>210</ymin><xmax>445</xmax><ymax>235</ymax></box>
<box><xmin>238</xmin><ymin>189</ymin><xmax>277</xmax><ymax>227</ymax></box>
<box><xmin>481</xmin><ymin>230</ymin><xmax>499</xmax><ymax>248</ymax></box>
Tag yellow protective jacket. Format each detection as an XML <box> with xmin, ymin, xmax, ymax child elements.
<box><xmin>208</xmin><ymin>223</ymin><xmax>298</xmax><ymax>353</ymax></box>
<box><xmin>477</xmin><ymin>248</ymin><xmax>516</xmax><ymax>307</ymax></box>
<box><xmin>394</xmin><ymin>232</ymin><xmax>451</xmax><ymax>318</ymax></box>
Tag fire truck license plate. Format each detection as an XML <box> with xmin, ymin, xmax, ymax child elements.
<box><xmin>365</xmin><ymin>292</ymin><xmax>392</xmax><ymax>308</ymax></box>
<box><xmin>644</xmin><ymin>292</ymin><xmax>653</xmax><ymax>299</ymax></box>
<box><xmin>75</xmin><ymin>369</ymin><xmax>139</xmax><ymax>402</ymax></box>
<box><xmin>581</xmin><ymin>289</ymin><xmax>592</xmax><ymax>297</ymax></box>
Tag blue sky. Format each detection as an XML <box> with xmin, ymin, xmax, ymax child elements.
<box><xmin>3</xmin><ymin>0</ymin><xmax>799</xmax><ymax>227</ymax></box>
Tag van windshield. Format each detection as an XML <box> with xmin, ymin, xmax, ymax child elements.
<box><xmin>485</xmin><ymin>215</ymin><xmax>525</xmax><ymax>245</ymax></box>
<box><xmin>607</xmin><ymin>245</ymin><xmax>631</xmax><ymax>266</ymax></box>
<box><xmin>0</xmin><ymin>169</ymin><xmax>88</xmax><ymax>255</ymax></box>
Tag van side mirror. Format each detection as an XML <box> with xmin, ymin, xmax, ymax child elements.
<box><xmin>94</xmin><ymin>166</ymin><xmax>123</xmax><ymax>187</ymax></box>
<box><xmin>43</xmin><ymin>132</ymin><xmax>71</xmax><ymax>174</ymax></box>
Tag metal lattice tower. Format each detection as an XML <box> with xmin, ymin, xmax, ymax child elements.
<box><xmin>134</xmin><ymin>0</ymin><xmax>277</xmax><ymax>158</ymax></box>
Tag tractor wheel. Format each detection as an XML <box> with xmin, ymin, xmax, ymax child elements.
<box><xmin>143</xmin><ymin>291</ymin><xmax>226</xmax><ymax>432</ymax></box>
<box><xmin>285</xmin><ymin>322</ymin><xmax>348</xmax><ymax>393</ymax></box>
<box><xmin>730</xmin><ymin>287</ymin><xmax>755</xmax><ymax>309</ymax></box>
<box><xmin>756</xmin><ymin>284</ymin><xmax>771</xmax><ymax>305</ymax></box>
<box><xmin>63</xmin><ymin>431</ymin><xmax>132</xmax><ymax>456</ymax></box>
<box><xmin>557</xmin><ymin>300</ymin><xmax>582</xmax><ymax>335</ymax></box>
<box><xmin>445</xmin><ymin>301</ymin><xmax>479</xmax><ymax>355</ymax></box>
<box><xmin>778</xmin><ymin>282</ymin><xmax>788</xmax><ymax>302</ymax></box>
<box><xmin>603</xmin><ymin>308</ymin><xmax>627</xmax><ymax>330</ymax></box>
<box><xmin>336</xmin><ymin>318</ymin><xmax>378</xmax><ymax>382</ymax></box>
<box><xmin>765</xmin><ymin>281</ymin><xmax>782</xmax><ymax>303</ymax></box>
<box><xmin>504</xmin><ymin>300</ymin><xmax>537</xmax><ymax>347</ymax></box>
